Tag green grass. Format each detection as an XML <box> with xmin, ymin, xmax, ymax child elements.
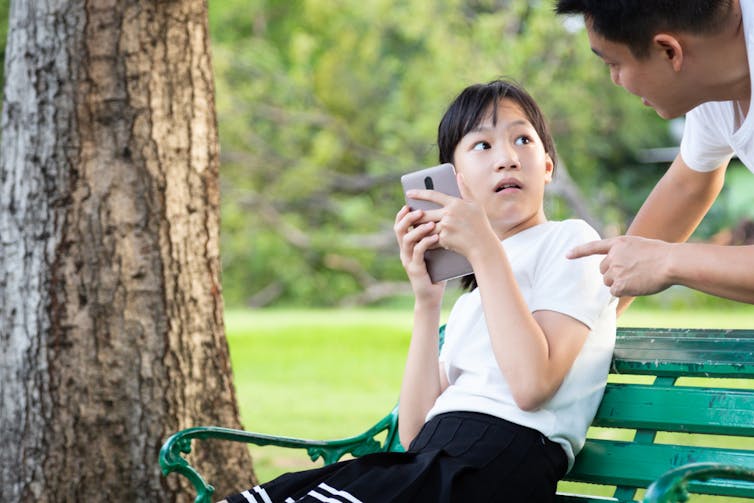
<box><xmin>226</xmin><ymin>308</ymin><xmax>416</xmax><ymax>482</ymax></box>
<box><xmin>225</xmin><ymin>305</ymin><xmax>754</xmax><ymax>487</ymax></box>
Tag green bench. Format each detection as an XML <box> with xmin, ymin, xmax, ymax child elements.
<box><xmin>160</xmin><ymin>327</ymin><xmax>754</xmax><ymax>503</ymax></box>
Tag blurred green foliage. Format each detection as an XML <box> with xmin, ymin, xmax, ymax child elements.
<box><xmin>1</xmin><ymin>1</ymin><xmax>744</xmax><ymax>307</ymax></box>
<box><xmin>209</xmin><ymin>0</ymin><xmax>677</xmax><ymax>307</ymax></box>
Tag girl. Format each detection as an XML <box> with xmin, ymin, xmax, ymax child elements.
<box><xmin>221</xmin><ymin>79</ymin><xmax>616</xmax><ymax>503</ymax></box>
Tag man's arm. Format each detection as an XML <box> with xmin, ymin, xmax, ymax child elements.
<box><xmin>627</xmin><ymin>153</ymin><xmax>726</xmax><ymax>241</ymax></box>
<box><xmin>665</xmin><ymin>242</ymin><xmax>754</xmax><ymax>304</ymax></box>
<box><xmin>616</xmin><ymin>153</ymin><xmax>727</xmax><ymax>312</ymax></box>
<box><xmin>569</xmin><ymin>153</ymin><xmax>747</xmax><ymax>311</ymax></box>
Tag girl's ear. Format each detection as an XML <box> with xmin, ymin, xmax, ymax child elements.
<box><xmin>543</xmin><ymin>154</ymin><xmax>554</xmax><ymax>184</ymax></box>
<box><xmin>653</xmin><ymin>33</ymin><xmax>684</xmax><ymax>72</ymax></box>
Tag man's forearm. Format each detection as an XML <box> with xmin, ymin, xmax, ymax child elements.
<box><xmin>617</xmin><ymin>156</ymin><xmax>727</xmax><ymax>311</ymax></box>
<box><xmin>666</xmin><ymin>243</ymin><xmax>754</xmax><ymax>304</ymax></box>
<box><xmin>626</xmin><ymin>156</ymin><xmax>725</xmax><ymax>242</ymax></box>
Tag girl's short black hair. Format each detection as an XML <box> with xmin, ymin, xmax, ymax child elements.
<box><xmin>436</xmin><ymin>79</ymin><xmax>556</xmax><ymax>291</ymax></box>
<box><xmin>438</xmin><ymin>79</ymin><xmax>557</xmax><ymax>170</ymax></box>
<box><xmin>555</xmin><ymin>0</ymin><xmax>733</xmax><ymax>59</ymax></box>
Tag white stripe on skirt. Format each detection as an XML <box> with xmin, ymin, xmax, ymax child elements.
<box><xmin>253</xmin><ymin>485</ymin><xmax>273</xmax><ymax>503</ymax></box>
<box><xmin>318</xmin><ymin>483</ymin><xmax>363</xmax><ymax>503</ymax></box>
<box><xmin>307</xmin><ymin>490</ymin><xmax>342</xmax><ymax>502</ymax></box>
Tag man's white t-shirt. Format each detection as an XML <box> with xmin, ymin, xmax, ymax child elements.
<box><xmin>426</xmin><ymin>220</ymin><xmax>617</xmax><ymax>470</ymax></box>
<box><xmin>680</xmin><ymin>0</ymin><xmax>754</xmax><ymax>174</ymax></box>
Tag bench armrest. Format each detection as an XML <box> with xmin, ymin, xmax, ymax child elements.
<box><xmin>159</xmin><ymin>406</ymin><xmax>400</xmax><ymax>503</ymax></box>
<box><xmin>644</xmin><ymin>462</ymin><xmax>754</xmax><ymax>503</ymax></box>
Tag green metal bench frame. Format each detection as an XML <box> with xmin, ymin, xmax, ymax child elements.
<box><xmin>160</xmin><ymin>327</ymin><xmax>754</xmax><ymax>503</ymax></box>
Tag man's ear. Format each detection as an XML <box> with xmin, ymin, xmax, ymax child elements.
<box><xmin>653</xmin><ymin>33</ymin><xmax>684</xmax><ymax>72</ymax></box>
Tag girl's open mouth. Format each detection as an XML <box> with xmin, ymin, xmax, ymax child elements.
<box><xmin>495</xmin><ymin>180</ymin><xmax>523</xmax><ymax>193</ymax></box>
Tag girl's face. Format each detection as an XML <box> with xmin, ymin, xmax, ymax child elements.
<box><xmin>452</xmin><ymin>98</ymin><xmax>553</xmax><ymax>240</ymax></box>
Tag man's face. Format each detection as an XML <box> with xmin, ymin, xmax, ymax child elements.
<box><xmin>585</xmin><ymin>23</ymin><xmax>696</xmax><ymax>119</ymax></box>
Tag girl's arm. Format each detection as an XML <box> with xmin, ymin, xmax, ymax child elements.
<box><xmin>468</xmin><ymin>234</ymin><xmax>590</xmax><ymax>411</ymax></box>
<box><xmin>411</xmin><ymin>179</ymin><xmax>592</xmax><ymax>412</ymax></box>
<box><xmin>393</xmin><ymin>206</ymin><xmax>448</xmax><ymax>447</ymax></box>
<box><xmin>397</xmin><ymin>300</ymin><xmax>447</xmax><ymax>448</ymax></box>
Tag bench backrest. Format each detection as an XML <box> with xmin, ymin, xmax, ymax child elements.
<box><xmin>563</xmin><ymin>328</ymin><xmax>754</xmax><ymax>501</ymax></box>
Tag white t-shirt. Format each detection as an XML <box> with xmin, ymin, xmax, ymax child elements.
<box><xmin>426</xmin><ymin>220</ymin><xmax>617</xmax><ymax>470</ymax></box>
<box><xmin>680</xmin><ymin>0</ymin><xmax>754</xmax><ymax>174</ymax></box>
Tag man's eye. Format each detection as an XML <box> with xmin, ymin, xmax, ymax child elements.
<box><xmin>472</xmin><ymin>141</ymin><xmax>490</xmax><ymax>150</ymax></box>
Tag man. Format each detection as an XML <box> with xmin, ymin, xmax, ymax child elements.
<box><xmin>555</xmin><ymin>0</ymin><xmax>754</xmax><ymax>311</ymax></box>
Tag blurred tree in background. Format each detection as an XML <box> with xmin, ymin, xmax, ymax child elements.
<box><xmin>0</xmin><ymin>0</ymin><xmax>9</xmax><ymax>104</ymax></box>
<box><xmin>209</xmin><ymin>0</ymin><xmax>671</xmax><ymax>307</ymax></box>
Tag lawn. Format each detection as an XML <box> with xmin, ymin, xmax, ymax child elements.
<box><xmin>225</xmin><ymin>305</ymin><xmax>754</xmax><ymax>488</ymax></box>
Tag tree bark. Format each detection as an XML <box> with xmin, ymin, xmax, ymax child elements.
<box><xmin>0</xmin><ymin>0</ymin><xmax>253</xmax><ymax>500</ymax></box>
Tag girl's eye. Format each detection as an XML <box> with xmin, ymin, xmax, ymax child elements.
<box><xmin>472</xmin><ymin>141</ymin><xmax>490</xmax><ymax>151</ymax></box>
<box><xmin>514</xmin><ymin>136</ymin><xmax>532</xmax><ymax>146</ymax></box>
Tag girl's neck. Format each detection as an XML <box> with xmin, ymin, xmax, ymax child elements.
<box><xmin>496</xmin><ymin>213</ymin><xmax>548</xmax><ymax>241</ymax></box>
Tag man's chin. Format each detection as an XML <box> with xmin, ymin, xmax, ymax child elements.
<box><xmin>644</xmin><ymin>98</ymin><xmax>693</xmax><ymax>120</ymax></box>
<box><xmin>652</xmin><ymin>106</ymin><xmax>684</xmax><ymax>120</ymax></box>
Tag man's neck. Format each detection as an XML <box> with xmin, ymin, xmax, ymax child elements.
<box><xmin>712</xmin><ymin>0</ymin><xmax>750</xmax><ymax>105</ymax></box>
<box><xmin>688</xmin><ymin>0</ymin><xmax>750</xmax><ymax>108</ymax></box>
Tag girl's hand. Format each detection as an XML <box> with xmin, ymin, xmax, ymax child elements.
<box><xmin>394</xmin><ymin>205</ymin><xmax>445</xmax><ymax>304</ymax></box>
<box><xmin>406</xmin><ymin>174</ymin><xmax>495</xmax><ymax>259</ymax></box>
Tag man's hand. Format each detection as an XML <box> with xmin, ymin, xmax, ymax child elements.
<box><xmin>567</xmin><ymin>235</ymin><xmax>673</xmax><ymax>297</ymax></box>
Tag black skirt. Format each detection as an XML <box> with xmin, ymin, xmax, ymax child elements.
<box><xmin>222</xmin><ymin>411</ymin><xmax>567</xmax><ymax>503</ymax></box>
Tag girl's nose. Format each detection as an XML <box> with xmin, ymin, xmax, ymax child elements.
<box><xmin>494</xmin><ymin>146</ymin><xmax>519</xmax><ymax>170</ymax></box>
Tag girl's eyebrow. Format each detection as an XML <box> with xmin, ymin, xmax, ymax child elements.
<box><xmin>469</xmin><ymin>119</ymin><xmax>530</xmax><ymax>133</ymax></box>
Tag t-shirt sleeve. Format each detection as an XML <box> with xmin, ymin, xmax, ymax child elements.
<box><xmin>680</xmin><ymin>104</ymin><xmax>735</xmax><ymax>172</ymax></box>
<box><xmin>528</xmin><ymin>221</ymin><xmax>613</xmax><ymax>329</ymax></box>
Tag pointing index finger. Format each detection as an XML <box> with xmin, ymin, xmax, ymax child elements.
<box><xmin>567</xmin><ymin>238</ymin><xmax>615</xmax><ymax>259</ymax></box>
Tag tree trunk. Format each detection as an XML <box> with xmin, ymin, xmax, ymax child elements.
<box><xmin>0</xmin><ymin>1</ymin><xmax>254</xmax><ymax>500</ymax></box>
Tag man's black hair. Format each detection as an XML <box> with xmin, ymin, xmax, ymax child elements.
<box><xmin>555</xmin><ymin>0</ymin><xmax>734</xmax><ymax>58</ymax></box>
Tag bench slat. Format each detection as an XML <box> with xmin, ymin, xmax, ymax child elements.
<box><xmin>568</xmin><ymin>440</ymin><xmax>754</xmax><ymax>497</ymax></box>
<box><xmin>613</xmin><ymin>329</ymin><xmax>754</xmax><ymax>378</ymax></box>
<box><xmin>556</xmin><ymin>495</ymin><xmax>622</xmax><ymax>503</ymax></box>
<box><xmin>593</xmin><ymin>383</ymin><xmax>754</xmax><ymax>435</ymax></box>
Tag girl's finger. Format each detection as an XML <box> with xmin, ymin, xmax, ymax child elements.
<box><xmin>402</xmin><ymin>221</ymin><xmax>435</xmax><ymax>250</ymax></box>
<box><xmin>457</xmin><ymin>172</ymin><xmax>473</xmax><ymax>201</ymax></box>
<box><xmin>405</xmin><ymin>188</ymin><xmax>455</xmax><ymax>207</ymax></box>
<box><xmin>413</xmin><ymin>233</ymin><xmax>439</xmax><ymax>257</ymax></box>
<box><xmin>394</xmin><ymin>208</ymin><xmax>424</xmax><ymax>237</ymax></box>
<box><xmin>413</xmin><ymin>208</ymin><xmax>444</xmax><ymax>225</ymax></box>
<box><xmin>394</xmin><ymin>205</ymin><xmax>410</xmax><ymax>224</ymax></box>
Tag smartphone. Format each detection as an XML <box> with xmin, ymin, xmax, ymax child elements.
<box><xmin>401</xmin><ymin>163</ymin><xmax>473</xmax><ymax>283</ymax></box>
